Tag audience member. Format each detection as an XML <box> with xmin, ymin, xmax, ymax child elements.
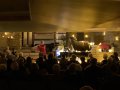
<box><xmin>80</xmin><ymin>85</ymin><xmax>94</xmax><ymax>90</ymax></box>
<box><xmin>0</xmin><ymin>45</ymin><xmax>120</xmax><ymax>90</ymax></box>
<box><xmin>80</xmin><ymin>56</ymin><xmax>88</xmax><ymax>70</ymax></box>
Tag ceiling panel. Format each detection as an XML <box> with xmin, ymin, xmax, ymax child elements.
<box><xmin>0</xmin><ymin>0</ymin><xmax>31</xmax><ymax>21</ymax></box>
<box><xmin>0</xmin><ymin>0</ymin><xmax>120</xmax><ymax>31</ymax></box>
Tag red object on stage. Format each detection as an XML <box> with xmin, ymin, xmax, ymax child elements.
<box><xmin>38</xmin><ymin>44</ymin><xmax>46</xmax><ymax>55</ymax></box>
<box><xmin>99</xmin><ymin>42</ymin><xmax>111</xmax><ymax>50</ymax></box>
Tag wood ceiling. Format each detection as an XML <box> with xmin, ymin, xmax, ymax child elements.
<box><xmin>0</xmin><ymin>0</ymin><xmax>30</xmax><ymax>21</ymax></box>
<box><xmin>0</xmin><ymin>0</ymin><xmax>120</xmax><ymax>32</ymax></box>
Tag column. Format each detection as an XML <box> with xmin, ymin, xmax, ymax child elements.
<box><xmin>28</xmin><ymin>32</ymin><xmax>33</xmax><ymax>46</ymax></box>
<box><xmin>23</xmin><ymin>32</ymin><xmax>28</xmax><ymax>47</ymax></box>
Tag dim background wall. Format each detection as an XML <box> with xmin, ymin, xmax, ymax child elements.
<box><xmin>0</xmin><ymin>32</ymin><xmax>22</xmax><ymax>50</ymax></box>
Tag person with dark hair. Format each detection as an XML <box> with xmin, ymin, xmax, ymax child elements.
<box><xmin>68</xmin><ymin>54</ymin><xmax>79</xmax><ymax>65</ymax></box>
<box><xmin>101</xmin><ymin>53</ymin><xmax>108</xmax><ymax>66</ymax></box>
<box><xmin>113</xmin><ymin>52</ymin><xmax>119</xmax><ymax>63</ymax></box>
<box><xmin>36</xmin><ymin>53</ymin><xmax>44</xmax><ymax>69</ymax></box>
<box><xmin>11</xmin><ymin>48</ymin><xmax>16</xmax><ymax>55</ymax></box>
<box><xmin>87</xmin><ymin>53</ymin><xmax>94</xmax><ymax>64</ymax></box>
<box><xmin>25</xmin><ymin>56</ymin><xmax>32</xmax><ymax>67</ymax></box>
<box><xmin>84</xmin><ymin>58</ymin><xmax>102</xmax><ymax>89</ymax></box>
<box><xmin>80</xmin><ymin>85</ymin><xmax>94</xmax><ymax>90</ymax></box>
<box><xmin>80</xmin><ymin>56</ymin><xmax>88</xmax><ymax>70</ymax></box>
<box><xmin>44</xmin><ymin>52</ymin><xmax>57</xmax><ymax>74</ymax></box>
<box><xmin>60</xmin><ymin>54</ymin><xmax>68</xmax><ymax>70</ymax></box>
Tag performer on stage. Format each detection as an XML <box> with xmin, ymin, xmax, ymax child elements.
<box><xmin>38</xmin><ymin>40</ymin><xmax>46</xmax><ymax>57</ymax></box>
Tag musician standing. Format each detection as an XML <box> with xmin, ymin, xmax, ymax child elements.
<box><xmin>38</xmin><ymin>40</ymin><xmax>46</xmax><ymax>58</ymax></box>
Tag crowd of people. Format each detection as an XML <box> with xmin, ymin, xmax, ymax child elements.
<box><xmin>0</xmin><ymin>45</ymin><xmax>120</xmax><ymax>90</ymax></box>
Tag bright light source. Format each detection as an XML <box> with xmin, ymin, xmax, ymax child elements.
<box><xmin>4</xmin><ymin>32</ymin><xmax>8</xmax><ymax>35</ymax></box>
<box><xmin>11</xmin><ymin>36</ymin><xmax>14</xmax><ymax>39</ymax></box>
<box><xmin>76</xmin><ymin>57</ymin><xmax>81</xmax><ymax>64</ymax></box>
<box><xmin>2</xmin><ymin>32</ymin><xmax>14</xmax><ymax>39</ymax></box>
<box><xmin>109</xmin><ymin>49</ymin><xmax>113</xmax><ymax>52</ymax></box>
<box><xmin>72</xmin><ymin>34</ymin><xmax>75</xmax><ymax>37</ymax></box>
<box><xmin>98</xmin><ymin>49</ymin><xmax>102</xmax><ymax>52</ymax></box>
<box><xmin>103</xmin><ymin>31</ymin><xmax>106</xmax><ymax>36</ymax></box>
<box><xmin>115</xmin><ymin>36</ymin><xmax>119</xmax><ymax>41</ymax></box>
<box><xmin>99</xmin><ymin>43</ymin><xmax>101</xmax><ymax>45</ymax></box>
<box><xmin>90</xmin><ymin>42</ymin><xmax>95</xmax><ymax>45</ymax></box>
<box><xmin>58</xmin><ymin>61</ymin><xmax>60</xmax><ymax>64</ymax></box>
<box><xmin>85</xmin><ymin>60</ymin><xmax>87</xmax><ymax>62</ymax></box>
<box><xmin>85</xmin><ymin>34</ymin><xmax>88</xmax><ymax>38</ymax></box>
